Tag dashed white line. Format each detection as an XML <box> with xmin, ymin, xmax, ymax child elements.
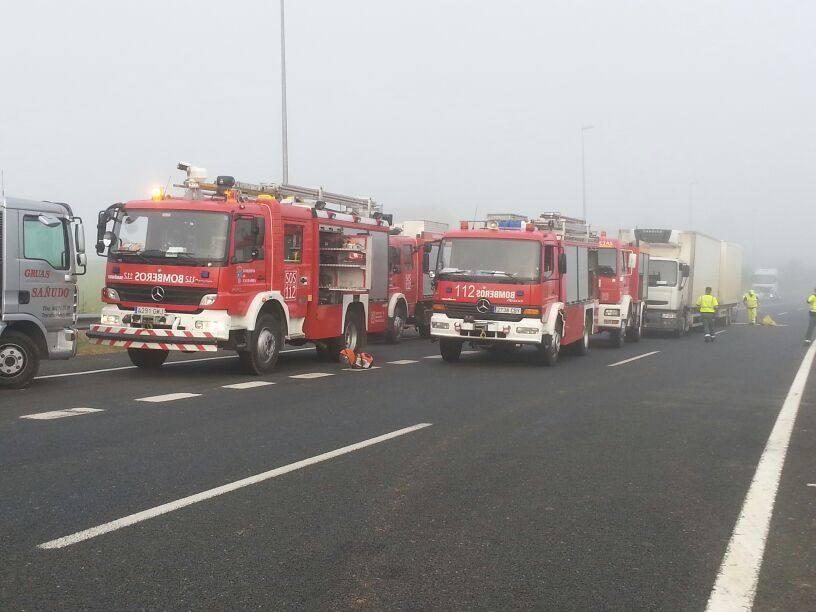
<box><xmin>387</xmin><ymin>359</ymin><xmax>419</xmax><ymax>365</ymax></box>
<box><xmin>777</xmin><ymin>312</ymin><xmax>788</xmax><ymax>316</ymax></box>
<box><xmin>461</xmin><ymin>350</ymin><xmax>479</xmax><ymax>355</ymax></box>
<box><xmin>714</xmin><ymin>330</ymin><xmax>727</xmax><ymax>335</ymax></box>
<box><xmin>705</xmin><ymin>341</ymin><xmax>816</xmax><ymax>611</ymax></box>
<box><xmin>607</xmin><ymin>351</ymin><xmax>660</xmax><ymax>367</ymax></box>
<box><xmin>221</xmin><ymin>381</ymin><xmax>276</xmax><ymax>390</ymax></box>
<box><xmin>37</xmin><ymin>422</ymin><xmax>433</xmax><ymax>549</ymax></box>
<box><xmin>136</xmin><ymin>392</ymin><xmax>201</xmax><ymax>403</ymax></box>
<box><xmin>290</xmin><ymin>372</ymin><xmax>333</xmax><ymax>379</ymax></box>
<box><xmin>20</xmin><ymin>408</ymin><xmax>104</xmax><ymax>420</ymax></box>
<box><xmin>342</xmin><ymin>366</ymin><xmax>381</xmax><ymax>372</ymax></box>
<box><xmin>424</xmin><ymin>355</ymin><xmax>443</xmax><ymax>359</ymax></box>
<box><xmin>35</xmin><ymin>348</ymin><xmax>315</xmax><ymax>380</ymax></box>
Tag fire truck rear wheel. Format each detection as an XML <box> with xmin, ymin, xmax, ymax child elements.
<box><xmin>127</xmin><ymin>348</ymin><xmax>169</xmax><ymax>369</ymax></box>
<box><xmin>239</xmin><ymin>313</ymin><xmax>282</xmax><ymax>374</ymax></box>
<box><xmin>612</xmin><ymin>322</ymin><xmax>626</xmax><ymax>349</ymax></box>
<box><xmin>574</xmin><ymin>317</ymin><xmax>591</xmax><ymax>356</ymax></box>
<box><xmin>440</xmin><ymin>340</ymin><xmax>462</xmax><ymax>362</ymax></box>
<box><xmin>385</xmin><ymin>302</ymin><xmax>407</xmax><ymax>344</ymax></box>
<box><xmin>628</xmin><ymin>314</ymin><xmax>642</xmax><ymax>342</ymax></box>
<box><xmin>0</xmin><ymin>331</ymin><xmax>39</xmax><ymax>389</ymax></box>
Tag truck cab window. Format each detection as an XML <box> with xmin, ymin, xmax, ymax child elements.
<box><xmin>23</xmin><ymin>216</ymin><xmax>69</xmax><ymax>269</ymax></box>
<box><xmin>234</xmin><ymin>217</ymin><xmax>264</xmax><ymax>263</ymax></box>
<box><xmin>402</xmin><ymin>245</ymin><xmax>414</xmax><ymax>272</ymax></box>
<box><xmin>543</xmin><ymin>246</ymin><xmax>554</xmax><ymax>278</ymax></box>
<box><xmin>284</xmin><ymin>225</ymin><xmax>303</xmax><ymax>262</ymax></box>
<box><xmin>389</xmin><ymin>246</ymin><xmax>401</xmax><ymax>273</ymax></box>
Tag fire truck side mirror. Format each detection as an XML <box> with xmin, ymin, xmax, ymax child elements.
<box><xmin>558</xmin><ymin>253</ymin><xmax>568</xmax><ymax>274</ymax></box>
<box><xmin>628</xmin><ymin>252</ymin><xmax>637</xmax><ymax>270</ymax></box>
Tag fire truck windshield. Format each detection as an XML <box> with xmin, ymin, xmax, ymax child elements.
<box><xmin>437</xmin><ymin>237</ymin><xmax>541</xmax><ymax>283</ymax></box>
<box><xmin>110</xmin><ymin>209</ymin><xmax>230</xmax><ymax>265</ymax></box>
<box><xmin>649</xmin><ymin>259</ymin><xmax>678</xmax><ymax>287</ymax></box>
<box><xmin>597</xmin><ymin>248</ymin><xmax>617</xmax><ymax>277</ymax></box>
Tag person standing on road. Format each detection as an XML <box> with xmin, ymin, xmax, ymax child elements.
<box><xmin>697</xmin><ymin>286</ymin><xmax>719</xmax><ymax>342</ymax></box>
<box><xmin>803</xmin><ymin>288</ymin><xmax>816</xmax><ymax>345</ymax></box>
<box><xmin>743</xmin><ymin>289</ymin><xmax>759</xmax><ymax>325</ymax></box>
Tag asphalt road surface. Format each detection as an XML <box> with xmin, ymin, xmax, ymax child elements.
<box><xmin>2</xmin><ymin>301</ymin><xmax>814</xmax><ymax>610</ymax></box>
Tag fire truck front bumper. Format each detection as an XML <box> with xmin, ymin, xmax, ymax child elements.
<box><xmin>86</xmin><ymin>306</ymin><xmax>230</xmax><ymax>351</ymax></box>
<box><xmin>429</xmin><ymin>313</ymin><xmax>545</xmax><ymax>344</ymax></box>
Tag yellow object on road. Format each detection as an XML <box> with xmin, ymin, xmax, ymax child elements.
<box><xmin>761</xmin><ymin>314</ymin><xmax>777</xmax><ymax>326</ymax></box>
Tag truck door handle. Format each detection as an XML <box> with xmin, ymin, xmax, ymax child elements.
<box><xmin>300</xmin><ymin>276</ymin><xmax>308</xmax><ymax>285</ymax></box>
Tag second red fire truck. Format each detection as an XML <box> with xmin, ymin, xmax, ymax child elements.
<box><xmin>428</xmin><ymin>214</ymin><xmax>599</xmax><ymax>365</ymax></box>
<box><xmin>88</xmin><ymin>164</ymin><xmax>426</xmax><ymax>372</ymax></box>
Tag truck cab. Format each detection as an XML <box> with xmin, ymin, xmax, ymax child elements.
<box><xmin>1</xmin><ymin>197</ymin><xmax>86</xmax><ymax>388</ymax></box>
<box><xmin>595</xmin><ymin>236</ymin><xmax>647</xmax><ymax>347</ymax></box>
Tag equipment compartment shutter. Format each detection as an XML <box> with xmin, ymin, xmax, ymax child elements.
<box><xmin>577</xmin><ymin>247</ymin><xmax>589</xmax><ymax>301</ymax></box>
<box><xmin>369</xmin><ymin>232</ymin><xmax>388</xmax><ymax>300</ymax></box>
<box><xmin>565</xmin><ymin>246</ymin><xmax>579</xmax><ymax>303</ymax></box>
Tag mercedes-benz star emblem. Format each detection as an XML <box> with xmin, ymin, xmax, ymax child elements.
<box><xmin>151</xmin><ymin>286</ymin><xmax>166</xmax><ymax>302</ymax></box>
<box><xmin>476</xmin><ymin>298</ymin><xmax>491</xmax><ymax>314</ymax></box>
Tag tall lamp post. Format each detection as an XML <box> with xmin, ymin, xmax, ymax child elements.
<box><xmin>280</xmin><ymin>0</ymin><xmax>289</xmax><ymax>184</ymax></box>
<box><xmin>581</xmin><ymin>125</ymin><xmax>593</xmax><ymax>221</ymax></box>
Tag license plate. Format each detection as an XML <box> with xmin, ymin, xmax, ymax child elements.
<box><xmin>493</xmin><ymin>305</ymin><xmax>522</xmax><ymax>315</ymax></box>
<box><xmin>135</xmin><ymin>306</ymin><xmax>166</xmax><ymax>316</ymax></box>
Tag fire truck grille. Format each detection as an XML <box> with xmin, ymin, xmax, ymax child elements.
<box><xmin>109</xmin><ymin>284</ymin><xmax>212</xmax><ymax>306</ymax></box>
<box><xmin>443</xmin><ymin>303</ymin><xmax>525</xmax><ymax>322</ymax></box>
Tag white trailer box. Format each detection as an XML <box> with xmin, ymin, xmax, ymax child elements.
<box><xmin>397</xmin><ymin>220</ymin><xmax>449</xmax><ymax>237</ymax></box>
<box><xmin>718</xmin><ymin>242</ymin><xmax>743</xmax><ymax>306</ymax></box>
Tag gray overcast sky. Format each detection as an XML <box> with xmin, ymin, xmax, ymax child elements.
<box><xmin>1</xmin><ymin>0</ymin><xmax>814</xmax><ymax>266</ymax></box>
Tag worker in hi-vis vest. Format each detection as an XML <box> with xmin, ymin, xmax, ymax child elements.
<box><xmin>743</xmin><ymin>289</ymin><xmax>759</xmax><ymax>325</ymax></box>
<box><xmin>804</xmin><ymin>288</ymin><xmax>816</xmax><ymax>346</ymax></box>
<box><xmin>697</xmin><ymin>286</ymin><xmax>719</xmax><ymax>342</ymax></box>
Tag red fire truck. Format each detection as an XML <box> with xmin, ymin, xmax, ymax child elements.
<box><xmin>594</xmin><ymin>233</ymin><xmax>649</xmax><ymax>347</ymax></box>
<box><xmin>429</xmin><ymin>214</ymin><xmax>599</xmax><ymax>365</ymax></box>
<box><xmin>87</xmin><ymin>164</ymin><xmax>410</xmax><ymax>373</ymax></box>
<box><xmin>389</xmin><ymin>221</ymin><xmax>447</xmax><ymax>339</ymax></box>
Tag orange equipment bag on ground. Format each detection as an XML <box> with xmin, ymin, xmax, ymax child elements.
<box><xmin>339</xmin><ymin>349</ymin><xmax>375</xmax><ymax>369</ymax></box>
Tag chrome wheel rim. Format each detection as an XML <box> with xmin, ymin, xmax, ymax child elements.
<box><xmin>345</xmin><ymin>323</ymin><xmax>358</xmax><ymax>350</ymax></box>
<box><xmin>0</xmin><ymin>344</ymin><xmax>26</xmax><ymax>376</ymax></box>
<box><xmin>393</xmin><ymin>313</ymin><xmax>404</xmax><ymax>337</ymax></box>
<box><xmin>257</xmin><ymin>328</ymin><xmax>276</xmax><ymax>363</ymax></box>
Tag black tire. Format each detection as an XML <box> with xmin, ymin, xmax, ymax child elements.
<box><xmin>238</xmin><ymin>313</ymin><xmax>282</xmax><ymax>374</ymax></box>
<box><xmin>440</xmin><ymin>340</ymin><xmax>462</xmax><ymax>362</ymax></box>
<box><xmin>0</xmin><ymin>331</ymin><xmax>40</xmax><ymax>389</ymax></box>
<box><xmin>628</xmin><ymin>313</ymin><xmax>642</xmax><ymax>342</ymax></box>
<box><xmin>321</xmin><ymin>310</ymin><xmax>367</xmax><ymax>362</ymax></box>
<box><xmin>385</xmin><ymin>302</ymin><xmax>407</xmax><ymax>344</ymax></box>
<box><xmin>574</xmin><ymin>317</ymin><xmax>591</xmax><ymax>356</ymax></box>
<box><xmin>536</xmin><ymin>330</ymin><xmax>560</xmax><ymax>366</ymax></box>
<box><xmin>127</xmin><ymin>347</ymin><xmax>169</xmax><ymax>369</ymax></box>
<box><xmin>612</xmin><ymin>322</ymin><xmax>626</xmax><ymax>348</ymax></box>
<box><xmin>416</xmin><ymin>307</ymin><xmax>431</xmax><ymax>339</ymax></box>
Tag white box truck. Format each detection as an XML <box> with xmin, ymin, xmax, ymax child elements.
<box><xmin>621</xmin><ymin>229</ymin><xmax>742</xmax><ymax>336</ymax></box>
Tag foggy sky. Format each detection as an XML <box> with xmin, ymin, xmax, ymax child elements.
<box><xmin>1</xmin><ymin>0</ymin><xmax>814</xmax><ymax>267</ymax></box>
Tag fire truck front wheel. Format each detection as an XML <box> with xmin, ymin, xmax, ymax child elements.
<box><xmin>0</xmin><ymin>331</ymin><xmax>40</xmax><ymax>389</ymax></box>
<box><xmin>536</xmin><ymin>331</ymin><xmax>561</xmax><ymax>366</ymax></box>
<box><xmin>385</xmin><ymin>302</ymin><xmax>407</xmax><ymax>344</ymax></box>
<box><xmin>127</xmin><ymin>348</ymin><xmax>169</xmax><ymax>369</ymax></box>
<box><xmin>239</xmin><ymin>313</ymin><xmax>282</xmax><ymax>374</ymax></box>
<box><xmin>439</xmin><ymin>340</ymin><xmax>462</xmax><ymax>362</ymax></box>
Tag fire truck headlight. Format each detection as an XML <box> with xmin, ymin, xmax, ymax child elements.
<box><xmin>199</xmin><ymin>294</ymin><xmax>217</xmax><ymax>307</ymax></box>
<box><xmin>103</xmin><ymin>287</ymin><xmax>120</xmax><ymax>301</ymax></box>
<box><xmin>431</xmin><ymin>321</ymin><xmax>450</xmax><ymax>330</ymax></box>
<box><xmin>517</xmin><ymin>327</ymin><xmax>540</xmax><ymax>334</ymax></box>
<box><xmin>604</xmin><ymin>308</ymin><xmax>620</xmax><ymax>317</ymax></box>
<box><xmin>101</xmin><ymin>314</ymin><xmax>120</xmax><ymax>324</ymax></box>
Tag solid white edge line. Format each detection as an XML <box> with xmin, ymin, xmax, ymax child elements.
<box><xmin>607</xmin><ymin>351</ymin><xmax>660</xmax><ymax>367</ymax></box>
<box><xmin>705</xmin><ymin>342</ymin><xmax>816</xmax><ymax>611</ymax></box>
<box><xmin>38</xmin><ymin>423</ymin><xmax>433</xmax><ymax>549</ymax></box>
<box><xmin>34</xmin><ymin>348</ymin><xmax>314</xmax><ymax>380</ymax></box>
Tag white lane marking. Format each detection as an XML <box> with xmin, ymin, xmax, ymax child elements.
<box><xmin>714</xmin><ymin>330</ymin><xmax>727</xmax><ymax>335</ymax></box>
<box><xmin>136</xmin><ymin>392</ymin><xmax>201</xmax><ymax>403</ymax></box>
<box><xmin>290</xmin><ymin>372</ymin><xmax>333</xmax><ymax>379</ymax></box>
<box><xmin>461</xmin><ymin>350</ymin><xmax>479</xmax><ymax>355</ymax></box>
<box><xmin>342</xmin><ymin>366</ymin><xmax>381</xmax><ymax>372</ymax></box>
<box><xmin>777</xmin><ymin>312</ymin><xmax>788</xmax><ymax>316</ymax></box>
<box><xmin>807</xmin><ymin>483</ymin><xmax>816</xmax><ymax>488</ymax></box>
<box><xmin>38</xmin><ymin>422</ymin><xmax>433</xmax><ymax>549</ymax></box>
<box><xmin>34</xmin><ymin>348</ymin><xmax>315</xmax><ymax>380</ymax></box>
<box><xmin>20</xmin><ymin>408</ymin><xmax>104</xmax><ymax>420</ymax></box>
<box><xmin>387</xmin><ymin>359</ymin><xmax>418</xmax><ymax>365</ymax></box>
<box><xmin>221</xmin><ymin>381</ymin><xmax>276</xmax><ymax>390</ymax></box>
<box><xmin>705</xmin><ymin>341</ymin><xmax>816</xmax><ymax>611</ymax></box>
<box><xmin>607</xmin><ymin>351</ymin><xmax>660</xmax><ymax>367</ymax></box>
<box><xmin>424</xmin><ymin>355</ymin><xmax>443</xmax><ymax>359</ymax></box>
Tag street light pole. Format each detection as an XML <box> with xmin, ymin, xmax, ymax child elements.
<box><xmin>280</xmin><ymin>0</ymin><xmax>289</xmax><ymax>184</ymax></box>
<box><xmin>581</xmin><ymin>125</ymin><xmax>593</xmax><ymax>221</ymax></box>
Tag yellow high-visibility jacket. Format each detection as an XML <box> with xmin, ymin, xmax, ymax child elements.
<box><xmin>808</xmin><ymin>294</ymin><xmax>816</xmax><ymax>313</ymax></box>
<box><xmin>697</xmin><ymin>294</ymin><xmax>719</xmax><ymax>313</ymax></box>
<box><xmin>743</xmin><ymin>292</ymin><xmax>758</xmax><ymax>308</ymax></box>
